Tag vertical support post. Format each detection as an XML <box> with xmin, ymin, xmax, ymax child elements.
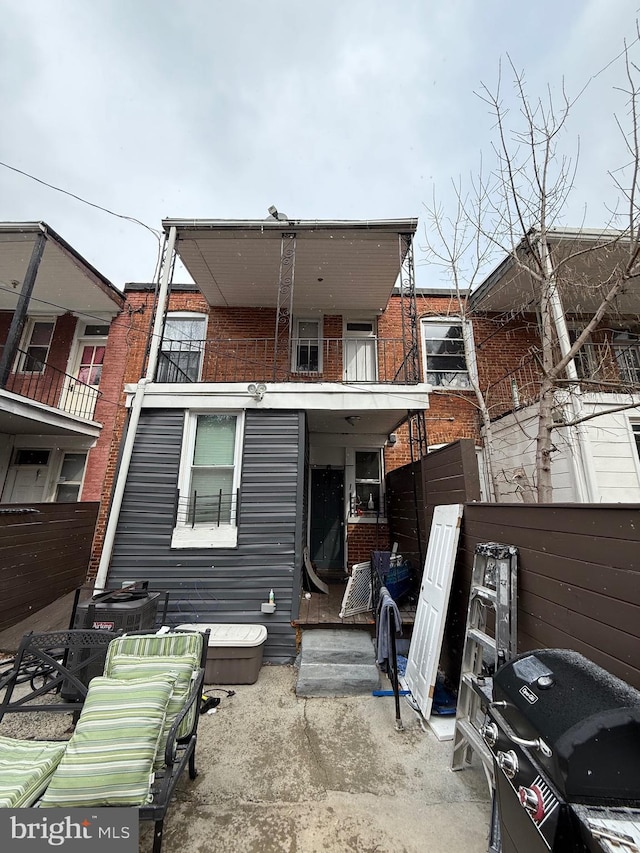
<box><xmin>398</xmin><ymin>233</ymin><xmax>428</xmax><ymax>461</ymax></box>
<box><xmin>0</xmin><ymin>231</ymin><xmax>47</xmax><ymax>387</ymax></box>
<box><xmin>273</xmin><ymin>233</ymin><xmax>296</xmax><ymax>381</ymax></box>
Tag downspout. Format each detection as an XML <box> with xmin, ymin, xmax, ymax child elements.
<box><xmin>94</xmin><ymin>226</ymin><xmax>177</xmax><ymax>591</ymax></box>
<box><xmin>541</xmin><ymin>240</ymin><xmax>598</xmax><ymax>503</ymax></box>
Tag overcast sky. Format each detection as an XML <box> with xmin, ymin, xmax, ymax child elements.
<box><xmin>1</xmin><ymin>0</ymin><xmax>639</xmax><ymax>290</ymax></box>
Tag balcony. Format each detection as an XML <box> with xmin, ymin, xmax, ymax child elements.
<box><xmin>486</xmin><ymin>340</ymin><xmax>640</xmax><ymax>421</ymax></box>
<box><xmin>156</xmin><ymin>337</ymin><xmax>417</xmax><ymax>385</ymax></box>
<box><xmin>1</xmin><ymin>346</ymin><xmax>101</xmax><ymax>421</ymax></box>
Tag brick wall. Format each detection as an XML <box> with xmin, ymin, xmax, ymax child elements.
<box><xmin>85</xmin><ymin>291</ymin><xmax>156</xmax><ymax>578</ymax></box>
<box><xmin>346</xmin><ymin>522</ymin><xmax>390</xmax><ymax>567</ymax></box>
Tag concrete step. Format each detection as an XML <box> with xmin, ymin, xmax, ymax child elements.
<box><xmin>296</xmin><ymin>662</ymin><xmax>380</xmax><ymax>697</ymax></box>
<box><xmin>300</xmin><ymin>628</ymin><xmax>376</xmax><ymax>665</ymax></box>
<box><xmin>295</xmin><ymin>628</ymin><xmax>380</xmax><ymax>697</ymax></box>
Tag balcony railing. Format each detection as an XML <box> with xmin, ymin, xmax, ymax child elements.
<box><xmin>486</xmin><ymin>341</ymin><xmax>640</xmax><ymax>421</ymax></box>
<box><xmin>0</xmin><ymin>346</ymin><xmax>100</xmax><ymax>420</ymax></box>
<box><xmin>156</xmin><ymin>337</ymin><xmax>418</xmax><ymax>385</ymax></box>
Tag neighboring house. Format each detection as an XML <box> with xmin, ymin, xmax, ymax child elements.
<box><xmin>468</xmin><ymin>228</ymin><xmax>640</xmax><ymax>502</ymax></box>
<box><xmin>93</xmin><ymin>216</ymin><xmax>481</xmax><ymax>662</ymax></box>
<box><xmin>0</xmin><ymin>222</ymin><xmax>124</xmax><ymax>506</ymax></box>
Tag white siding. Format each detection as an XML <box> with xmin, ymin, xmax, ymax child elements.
<box><xmin>582</xmin><ymin>397</ymin><xmax>640</xmax><ymax>502</ymax></box>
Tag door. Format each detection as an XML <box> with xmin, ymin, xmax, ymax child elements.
<box><xmin>343</xmin><ymin>321</ymin><xmax>377</xmax><ymax>382</ymax></box>
<box><xmin>61</xmin><ymin>341</ymin><xmax>105</xmax><ymax>419</ymax></box>
<box><xmin>309</xmin><ymin>469</ymin><xmax>345</xmax><ymax>570</ymax></box>
<box><xmin>1</xmin><ymin>450</ymin><xmax>51</xmax><ymax>503</ymax></box>
<box><xmin>404</xmin><ymin>504</ymin><xmax>464</xmax><ymax>719</ymax></box>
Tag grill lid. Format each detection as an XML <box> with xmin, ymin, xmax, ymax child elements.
<box><xmin>493</xmin><ymin>649</ymin><xmax>640</xmax><ymax>805</ymax></box>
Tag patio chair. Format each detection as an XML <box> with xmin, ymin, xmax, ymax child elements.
<box><xmin>0</xmin><ymin>628</ymin><xmax>208</xmax><ymax>853</ymax></box>
<box><xmin>0</xmin><ymin>629</ymin><xmax>120</xmax><ymax>723</ymax></box>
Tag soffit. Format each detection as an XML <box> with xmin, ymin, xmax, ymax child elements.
<box><xmin>168</xmin><ymin>220</ymin><xmax>417</xmax><ymax>314</ymax></box>
<box><xmin>469</xmin><ymin>236</ymin><xmax>640</xmax><ymax>317</ymax></box>
<box><xmin>0</xmin><ymin>228</ymin><xmax>123</xmax><ymax>316</ymax></box>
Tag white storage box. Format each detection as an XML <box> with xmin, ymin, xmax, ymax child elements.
<box><xmin>177</xmin><ymin>623</ymin><xmax>267</xmax><ymax>684</ymax></box>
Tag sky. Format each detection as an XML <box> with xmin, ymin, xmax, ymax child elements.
<box><xmin>1</xmin><ymin>0</ymin><xmax>639</xmax><ymax>291</ymax></box>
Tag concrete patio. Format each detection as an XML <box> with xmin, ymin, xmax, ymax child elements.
<box><xmin>141</xmin><ymin>664</ymin><xmax>491</xmax><ymax>853</ymax></box>
<box><xmin>0</xmin><ymin>596</ymin><xmax>492</xmax><ymax>852</ymax></box>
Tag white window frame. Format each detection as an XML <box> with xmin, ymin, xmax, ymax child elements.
<box><xmin>157</xmin><ymin>312</ymin><xmax>207</xmax><ymax>383</ymax></box>
<box><xmin>421</xmin><ymin>317</ymin><xmax>472</xmax><ymax>389</ymax></box>
<box><xmin>171</xmin><ymin>410</ymin><xmax>244</xmax><ymax>549</ymax></box>
<box><xmin>291</xmin><ymin>318</ymin><xmax>322</xmax><ymax>374</ymax></box>
<box><xmin>16</xmin><ymin>317</ymin><xmax>56</xmax><ymax>374</ymax></box>
<box><xmin>53</xmin><ymin>451</ymin><xmax>88</xmax><ymax>502</ymax></box>
<box><xmin>346</xmin><ymin>447</ymin><xmax>386</xmax><ymax>523</ymax></box>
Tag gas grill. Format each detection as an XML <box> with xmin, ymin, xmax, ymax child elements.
<box><xmin>481</xmin><ymin>649</ymin><xmax>640</xmax><ymax>852</ymax></box>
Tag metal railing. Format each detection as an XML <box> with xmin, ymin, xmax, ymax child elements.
<box><xmin>1</xmin><ymin>346</ymin><xmax>101</xmax><ymax>420</ymax></box>
<box><xmin>174</xmin><ymin>489</ymin><xmax>240</xmax><ymax>528</ymax></box>
<box><xmin>573</xmin><ymin>341</ymin><xmax>640</xmax><ymax>388</ymax></box>
<box><xmin>156</xmin><ymin>337</ymin><xmax>418</xmax><ymax>384</ymax></box>
<box><xmin>485</xmin><ymin>341</ymin><xmax>640</xmax><ymax>421</ymax></box>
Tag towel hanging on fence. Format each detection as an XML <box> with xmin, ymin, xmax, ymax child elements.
<box><xmin>376</xmin><ymin>585</ymin><xmax>402</xmax><ymax>670</ymax></box>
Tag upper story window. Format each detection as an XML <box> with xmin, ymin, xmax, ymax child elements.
<box><xmin>157</xmin><ymin>313</ymin><xmax>206</xmax><ymax>382</ymax></box>
<box><xmin>612</xmin><ymin>329</ymin><xmax>640</xmax><ymax>385</ymax></box>
<box><xmin>172</xmin><ymin>411</ymin><xmax>243</xmax><ymax>549</ymax></box>
<box><xmin>292</xmin><ymin>319</ymin><xmax>321</xmax><ymax>373</ymax></box>
<box><xmin>18</xmin><ymin>319</ymin><xmax>55</xmax><ymax>373</ymax></box>
<box><xmin>421</xmin><ymin>319</ymin><xmax>470</xmax><ymax>389</ymax></box>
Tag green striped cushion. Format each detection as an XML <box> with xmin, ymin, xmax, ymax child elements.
<box><xmin>107</xmin><ymin>654</ymin><xmax>198</xmax><ymax>767</ymax></box>
<box><xmin>104</xmin><ymin>632</ymin><xmax>204</xmax><ymax>673</ymax></box>
<box><xmin>0</xmin><ymin>736</ymin><xmax>67</xmax><ymax>808</ymax></box>
<box><xmin>40</xmin><ymin>675</ymin><xmax>175</xmax><ymax>808</ymax></box>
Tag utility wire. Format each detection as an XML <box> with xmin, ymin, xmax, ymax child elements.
<box><xmin>0</xmin><ymin>159</ymin><xmax>162</xmax><ymax>242</ymax></box>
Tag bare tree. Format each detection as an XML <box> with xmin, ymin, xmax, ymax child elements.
<box><xmin>424</xmin><ymin>46</ymin><xmax>640</xmax><ymax>502</ymax></box>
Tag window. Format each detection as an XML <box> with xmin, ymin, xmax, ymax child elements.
<box><xmin>14</xmin><ymin>449</ymin><xmax>50</xmax><ymax>466</ymax></box>
<box><xmin>354</xmin><ymin>450</ymin><xmax>382</xmax><ymax>516</ymax></box>
<box><xmin>18</xmin><ymin>319</ymin><xmax>55</xmax><ymax>373</ymax></box>
<box><xmin>633</xmin><ymin>424</ymin><xmax>640</xmax><ymax>461</ymax></box>
<box><xmin>293</xmin><ymin>319</ymin><xmax>321</xmax><ymax>373</ymax></box>
<box><xmin>54</xmin><ymin>453</ymin><xmax>87</xmax><ymax>502</ymax></box>
<box><xmin>157</xmin><ymin>314</ymin><xmax>206</xmax><ymax>382</ymax></box>
<box><xmin>172</xmin><ymin>412</ymin><xmax>243</xmax><ymax>549</ymax></box>
<box><xmin>421</xmin><ymin>320</ymin><xmax>470</xmax><ymax>388</ymax></box>
<box><xmin>567</xmin><ymin>327</ymin><xmax>594</xmax><ymax>380</ymax></box>
<box><xmin>612</xmin><ymin>330</ymin><xmax>640</xmax><ymax>385</ymax></box>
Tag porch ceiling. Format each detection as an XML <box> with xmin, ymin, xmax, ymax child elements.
<box><xmin>0</xmin><ymin>224</ymin><xmax>123</xmax><ymax>316</ymax></box>
<box><xmin>164</xmin><ymin>218</ymin><xmax>418</xmax><ymax>314</ymax></box>
<box><xmin>306</xmin><ymin>408</ymin><xmax>406</xmax><ymax>436</ymax></box>
<box><xmin>469</xmin><ymin>230</ymin><xmax>640</xmax><ymax>317</ymax></box>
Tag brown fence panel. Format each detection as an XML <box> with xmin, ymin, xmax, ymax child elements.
<box><xmin>387</xmin><ymin>439</ymin><xmax>480</xmax><ymax>570</ymax></box>
<box><xmin>457</xmin><ymin>503</ymin><xmax>640</xmax><ymax>690</ymax></box>
<box><xmin>0</xmin><ymin>503</ymin><xmax>99</xmax><ymax>632</ymax></box>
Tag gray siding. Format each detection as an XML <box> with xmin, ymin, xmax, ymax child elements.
<box><xmin>108</xmin><ymin>409</ymin><xmax>305</xmax><ymax>662</ymax></box>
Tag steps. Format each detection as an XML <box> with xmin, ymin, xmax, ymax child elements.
<box><xmin>295</xmin><ymin>629</ymin><xmax>380</xmax><ymax>697</ymax></box>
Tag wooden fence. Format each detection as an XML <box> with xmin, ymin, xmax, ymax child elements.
<box><xmin>0</xmin><ymin>503</ymin><xmax>99</xmax><ymax>632</ymax></box>
<box><xmin>389</xmin><ymin>484</ymin><xmax>640</xmax><ymax>692</ymax></box>
<box><xmin>386</xmin><ymin>439</ymin><xmax>481</xmax><ymax>569</ymax></box>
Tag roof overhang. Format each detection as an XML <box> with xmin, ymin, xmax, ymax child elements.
<box><xmin>0</xmin><ymin>223</ymin><xmax>124</xmax><ymax>316</ymax></box>
<box><xmin>469</xmin><ymin>229</ymin><xmax>640</xmax><ymax>317</ymax></box>
<box><xmin>163</xmin><ymin>218</ymin><xmax>418</xmax><ymax>314</ymax></box>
